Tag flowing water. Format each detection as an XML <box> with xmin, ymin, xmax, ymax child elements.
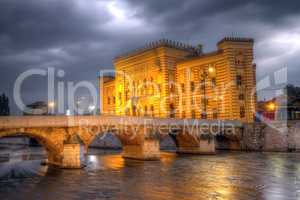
<box><xmin>0</xmin><ymin>146</ymin><xmax>300</xmax><ymax>200</ymax></box>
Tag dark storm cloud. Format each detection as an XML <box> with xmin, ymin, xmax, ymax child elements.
<box><xmin>0</xmin><ymin>0</ymin><xmax>111</xmax><ymax>53</ymax></box>
<box><xmin>127</xmin><ymin>0</ymin><xmax>300</xmax><ymax>86</ymax></box>
<box><xmin>127</xmin><ymin>0</ymin><xmax>300</xmax><ymax>24</ymax></box>
<box><xmin>0</xmin><ymin>0</ymin><xmax>299</xmax><ymax>114</ymax></box>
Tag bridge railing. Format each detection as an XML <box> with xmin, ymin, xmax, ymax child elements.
<box><xmin>0</xmin><ymin>115</ymin><xmax>243</xmax><ymax>129</ymax></box>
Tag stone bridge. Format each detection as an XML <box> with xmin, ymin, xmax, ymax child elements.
<box><xmin>0</xmin><ymin>116</ymin><xmax>242</xmax><ymax>168</ymax></box>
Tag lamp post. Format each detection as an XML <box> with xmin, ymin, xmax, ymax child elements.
<box><xmin>267</xmin><ymin>102</ymin><xmax>276</xmax><ymax>111</ymax></box>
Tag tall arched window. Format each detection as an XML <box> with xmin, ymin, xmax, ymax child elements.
<box><xmin>144</xmin><ymin>105</ymin><xmax>148</xmax><ymax>116</ymax></box>
<box><xmin>150</xmin><ymin>105</ymin><xmax>154</xmax><ymax>117</ymax></box>
<box><xmin>170</xmin><ymin>104</ymin><xmax>175</xmax><ymax>118</ymax></box>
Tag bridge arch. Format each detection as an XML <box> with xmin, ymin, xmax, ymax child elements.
<box><xmin>159</xmin><ymin>133</ymin><xmax>177</xmax><ymax>151</ymax></box>
<box><xmin>0</xmin><ymin>129</ymin><xmax>63</xmax><ymax>166</ymax></box>
<box><xmin>82</xmin><ymin>130</ymin><xmax>122</xmax><ymax>153</ymax></box>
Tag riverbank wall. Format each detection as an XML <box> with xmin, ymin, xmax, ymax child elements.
<box><xmin>216</xmin><ymin>121</ymin><xmax>300</xmax><ymax>152</ymax></box>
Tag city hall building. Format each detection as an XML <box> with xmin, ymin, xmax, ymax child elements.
<box><xmin>100</xmin><ymin>37</ymin><xmax>256</xmax><ymax>122</ymax></box>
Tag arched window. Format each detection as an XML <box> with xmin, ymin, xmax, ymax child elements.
<box><xmin>150</xmin><ymin>105</ymin><xmax>154</xmax><ymax>117</ymax></box>
<box><xmin>144</xmin><ymin>105</ymin><xmax>148</xmax><ymax>116</ymax></box>
<box><xmin>191</xmin><ymin>110</ymin><xmax>196</xmax><ymax>119</ymax></box>
<box><xmin>132</xmin><ymin>105</ymin><xmax>137</xmax><ymax>116</ymax></box>
<box><xmin>150</xmin><ymin>77</ymin><xmax>154</xmax><ymax>95</ymax></box>
<box><xmin>143</xmin><ymin>79</ymin><xmax>147</xmax><ymax>96</ymax></box>
<box><xmin>182</xmin><ymin>111</ymin><xmax>186</xmax><ymax>119</ymax></box>
<box><xmin>181</xmin><ymin>83</ymin><xmax>185</xmax><ymax>93</ymax></box>
<box><xmin>170</xmin><ymin>104</ymin><xmax>175</xmax><ymax>118</ymax></box>
<box><xmin>212</xmin><ymin>109</ymin><xmax>218</xmax><ymax>119</ymax></box>
<box><xmin>240</xmin><ymin>106</ymin><xmax>245</xmax><ymax>118</ymax></box>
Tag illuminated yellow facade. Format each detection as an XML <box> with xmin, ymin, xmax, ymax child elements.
<box><xmin>100</xmin><ymin>37</ymin><xmax>256</xmax><ymax>122</ymax></box>
<box><xmin>99</xmin><ymin>76</ymin><xmax>115</xmax><ymax>114</ymax></box>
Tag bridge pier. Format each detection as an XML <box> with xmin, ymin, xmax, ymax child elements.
<box><xmin>122</xmin><ymin>139</ymin><xmax>160</xmax><ymax>160</ymax></box>
<box><xmin>61</xmin><ymin>143</ymin><xmax>85</xmax><ymax>168</ymax></box>
<box><xmin>46</xmin><ymin>151</ymin><xmax>63</xmax><ymax>167</ymax></box>
<box><xmin>174</xmin><ymin>131</ymin><xmax>216</xmax><ymax>155</ymax></box>
<box><xmin>60</xmin><ymin>135</ymin><xmax>85</xmax><ymax>169</ymax></box>
<box><xmin>118</xmin><ymin>127</ymin><xmax>160</xmax><ymax>161</ymax></box>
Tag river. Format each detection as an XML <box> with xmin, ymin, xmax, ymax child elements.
<box><xmin>0</xmin><ymin>146</ymin><xmax>299</xmax><ymax>200</ymax></box>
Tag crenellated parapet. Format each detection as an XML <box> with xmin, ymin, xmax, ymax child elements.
<box><xmin>114</xmin><ymin>39</ymin><xmax>201</xmax><ymax>61</ymax></box>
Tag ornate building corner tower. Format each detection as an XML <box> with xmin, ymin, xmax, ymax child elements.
<box><xmin>175</xmin><ymin>37</ymin><xmax>256</xmax><ymax>122</ymax></box>
<box><xmin>217</xmin><ymin>37</ymin><xmax>256</xmax><ymax>122</ymax></box>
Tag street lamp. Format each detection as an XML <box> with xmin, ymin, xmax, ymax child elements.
<box><xmin>267</xmin><ymin>102</ymin><xmax>276</xmax><ymax>111</ymax></box>
<box><xmin>88</xmin><ymin>105</ymin><xmax>96</xmax><ymax>115</ymax></box>
<box><xmin>208</xmin><ymin>65</ymin><xmax>214</xmax><ymax>73</ymax></box>
<box><xmin>48</xmin><ymin>101</ymin><xmax>55</xmax><ymax>115</ymax></box>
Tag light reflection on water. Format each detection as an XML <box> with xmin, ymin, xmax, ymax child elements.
<box><xmin>0</xmin><ymin>149</ymin><xmax>300</xmax><ymax>200</ymax></box>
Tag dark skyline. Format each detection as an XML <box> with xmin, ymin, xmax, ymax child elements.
<box><xmin>1</xmin><ymin>0</ymin><xmax>299</xmax><ymax>114</ymax></box>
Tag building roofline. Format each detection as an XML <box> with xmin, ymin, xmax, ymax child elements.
<box><xmin>177</xmin><ymin>49</ymin><xmax>224</xmax><ymax>64</ymax></box>
<box><xmin>114</xmin><ymin>39</ymin><xmax>200</xmax><ymax>61</ymax></box>
<box><xmin>217</xmin><ymin>37</ymin><xmax>254</xmax><ymax>46</ymax></box>
<box><xmin>98</xmin><ymin>75</ymin><xmax>115</xmax><ymax>84</ymax></box>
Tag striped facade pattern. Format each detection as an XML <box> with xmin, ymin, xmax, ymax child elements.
<box><xmin>100</xmin><ymin>37</ymin><xmax>256</xmax><ymax>122</ymax></box>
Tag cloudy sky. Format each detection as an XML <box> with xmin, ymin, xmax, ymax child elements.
<box><xmin>1</xmin><ymin>0</ymin><xmax>300</xmax><ymax>114</ymax></box>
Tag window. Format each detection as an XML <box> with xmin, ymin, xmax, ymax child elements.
<box><xmin>201</xmin><ymin>96</ymin><xmax>208</xmax><ymax>107</ymax></box>
<box><xmin>235</xmin><ymin>59</ymin><xmax>241</xmax><ymax>65</ymax></box>
<box><xmin>191</xmin><ymin>81</ymin><xmax>195</xmax><ymax>92</ymax></box>
<box><xmin>236</xmin><ymin>75</ymin><xmax>242</xmax><ymax>86</ymax></box>
<box><xmin>200</xmin><ymin>79</ymin><xmax>205</xmax><ymax>90</ymax></box>
<box><xmin>182</xmin><ymin>99</ymin><xmax>186</xmax><ymax>106</ymax></box>
<box><xmin>132</xmin><ymin>105</ymin><xmax>137</xmax><ymax>116</ymax></box>
<box><xmin>181</xmin><ymin>83</ymin><xmax>185</xmax><ymax>93</ymax></box>
<box><xmin>158</xmin><ymin>84</ymin><xmax>161</xmax><ymax>94</ymax></box>
<box><xmin>191</xmin><ymin>97</ymin><xmax>195</xmax><ymax>105</ymax></box>
<box><xmin>201</xmin><ymin>112</ymin><xmax>207</xmax><ymax>119</ymax></box>
<box><xmin>150</xmin><ymin>77</ymin><xmax>154</xmax><ymax>95</ymax></box>
<box><xmin>235</xmin><ymin>51</ymin><xmax>243</xmax><ymax>65</ymax></box>
<box><xmin>213</xmin><ymin>109</ymin><xmax>218</xmax><ymax>119</ymax></box>
<box><xmin>150</xmin><ymin>105</ymin><xmax>154</xmax><ymax>117</ymax></box>
<box><xmin>170</xmin><ymin>84</ymin><xmax>175</xmax><ymax>93</ymax></box>
<box><xmin>211</xmin><ymin>78</ymin><xmax>216</xmax><ymax>88</ymax></box>
<box><xmin>170</xmin><ymin>104</ymin><xmax>175</xmax><ymax>118</ymax></box>
<box><xmin>107</xmin><ymin>97</ymin><xmax>110</xmax><ymax>105</ymax></box>
<box><xmin>118</xmin><ymin>92</ymin><xmax>122</xmax><ymax>104</ymax></box>
<box><xmin>144</xmin><ymin>106</ymin><xmax>148</xmax><ymax>116</ymax></box>
<box><xmin>239</xmin><ymin>94</ymin><xmax>245</xmax><ymax>100</ymax></box>
<box><xmin>191</xmin><ymin>110</ymin><xmax>196</xmax><ymax>119</ymax></box>
<box><xmin>125</xmin><ymin>90</ymin><xmax>129</xmax><ymax>101</ymax></box>
<box><xmin>182</xmin><ymin>111</ymin><xmax>186</xmax><ymax>119</ymax></box>
<box><xmin>143</xmin><ymin>79</ymin><xmax>147</xmax><ymax>95</ymax></box>
<box><xmin>113</xmin><ymin>96</ymin><xmax>115</xmax><ymax>104</ymax></box>
<box><xmin>240</xmin><ymin>106</ymin><xmax>245</xmax><ymax>118</ymax></box>
<box><xmin>125</xmin><ymin>108</ymin><xmax>130</xmax><ymax>116</ymax></box>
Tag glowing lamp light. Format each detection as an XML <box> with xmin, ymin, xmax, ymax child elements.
<box><xmin>66</xmin><ymin>109</ymin><xmax>71</xmax><ymax>116</ymax></box>
<box><xmin>267</xmin><ymin>102</ymin><xmax>276</xmax><ymax>111</ymax></box>
<box><xmin>88</xmin><ymin>105</ymin><xmax>96</xmax><ymax>111</ymax></box>
<box><xmin>118</xmin><ymin>84</ymin><xmax>122</xmax><ymax>92</ymax></box>
<box><xmin>48</xmin><ymin>102</ymin><xmax>55</xmax><ymax>108</ymax></box>
<box><xmin>208</xmin><ymin>66</ymin><xmax>214</xmax><ymax>73</ymax></box>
